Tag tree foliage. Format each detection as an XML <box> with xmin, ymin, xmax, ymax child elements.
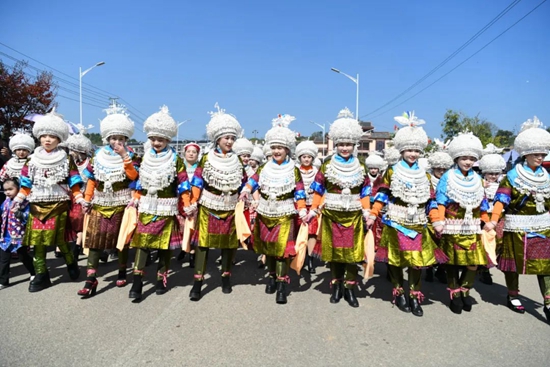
<box><xmin>0</xmin><ymin>60</ymin><xmax>57</xmax><ymax>140</ymax></box>
<box><xmin>84</xmin><ymin>132</ymin><xmax>141</xmax><ymax>146</ymax></box>
<box><xmin>440</xmin><ymin>109</ymin><xmax>513</xmax><ymax>147</ymax></box>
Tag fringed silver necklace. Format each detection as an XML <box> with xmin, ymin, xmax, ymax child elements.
<box><xmin>203</xmin><ymin>151</ymin><xmax>243</xmax><ymax>194</ymax></box>
<box><xmin>513</xmin><ymin>163</ymin><xmax>550</xmax><ymax>213</ymax></box>
<box><xmin>325</xmin><ymin>156</ymin><xmax>365</xmax><ymax>194</ymax></box>
<box><xmin>93</xmin><ymin>147</ymin><xmax>126</xmax><ymax>192</ymax></box>
<box><xmin>3</xmin><ymin>157</ymin><xmax>27</xmax><ymax>179</ymax></box>
<box><xmin>390</xmin><ymin>161</ymin><xmax>431</xmax><ymax>216</ymax></box>
<box><xmin>445</xmin><ymin>169</ymin><xmax>485</xmax><ymax>219</ymax></box>
<box><xmin>139</xmin><ymin>148</ymin><xmax>177</xmax><ymax>196</ymax></box>
<box><xmin>28</xmin><ymin>147</ymin><xmax>69</xmax><ymax>187</ymax></box>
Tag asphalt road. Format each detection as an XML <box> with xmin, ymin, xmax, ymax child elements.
<box><xmin>0</xmin><ymin>248</ymin><xmax>549</xmax><ymax>367</ymax></box>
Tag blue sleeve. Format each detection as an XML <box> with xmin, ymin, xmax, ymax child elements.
<box><xmin>294</xmin><ymin>189</ymin><xmax>306</xmax><ymax>201</ymax></box>
<box><xmin>310</xmin><ymin>181</ymin><xmax>325</xmax><ymax>195</ymax></box>
<box><xmin>480</xmin><ymin>198</ymin><xmax>490</xmax><ymax>212</ymax></box>
<box><xmin>494</xmin><ymin>192</ymin><xmax>511</xmax><ymax>206</ymax></box>
<box><xmin>178</xmin><ymin>180</ymin><xmax>191</xmax><ymax>195</ymax></box>
<box><xmin>435</xmin><ymin>172</ymin><xmax>450</xmax><ymax>206</ymax></box>
<box><xmin>360</xmin><ymin>184</ymin><xmax>372</xmax><ymax>199</ymax></box>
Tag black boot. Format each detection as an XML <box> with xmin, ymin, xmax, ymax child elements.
<box><xmin>67</xmin><ymin>262</ymin><xmax>80</xmax><ymax>281</ymax></box>
<box><xmin>189</xmin><ymin>280</ymin><xmax>202</xmax><ymax>301</ymax></box>
<box><xmin>425</xmin><ymin>267</ymin><xmax>434</xmax><ymax>282</ymax></box>
<box><xmin>409</xmin><ymin>297</ymin><xmax>424</xmax><ymax>317</ymax></box>
<box><xmin>155</xmin><ymin>279</ymin><xmax>167</xmax><ymax>295</ymax></box>
<box><xmin>109</xmin><ymin>249</ymin><xmax>118</xmax><ymax>260</ymax></box>
<box><xmin>506</xmin><ymin>296</ymin><xmax>525</xmax><ymax>314</ymax></box>
<box><xmin>276</xmin><ymin>281</ymin><xmax>287</xmax><ymax>304</ymax></box>
<box><xmin>221</xmin><ymin>276</ymin><xmax>232</xmax><ymax>294</ymax></box>
<box><xmin>478</xmin><ymin>268</ymin><xmax>493</xmax><ymax>285</ymax></box>
<box><xmin>330</xmin><ymin>282</ymin><xmax>343</xmax><ymax>304</ymax></box>
<box><xmin>461</xmin><ymin>290</ymin><xmax>473</xmax><ymax>312</ymax></box>
<box><xmin>543</xmin><ymin>306</ymin><xmax>550</xmax><ymax>323</ymax></box>
<box><xmin>72</xmin><ymin>244</ymin><xmax>82</xmax><ymax>263</ymax></box>
<box><xmin>265</xmin><ymin>275</ymin><xmax>276</xmax><ymax>294</ymax></box>
<box><xmin>450</xmin><ymin>294</ymin><xmax>463</xmax><ymax>314</ymax></box>
<box><xmin>306</xmin><ymin>255</ymin><xmax>316</xmax><ymax>274</ymax></box>
<box><xmin>177</xmin><ymin>250</ymin><xmax>186</xmax><ymax>262</ymax></box>
<box><xmin>189</xmin><ymin>253</ymin><xmax>195</xmax><ymax>268</ymax></box>
<box><xmin>394</xmin><ymin>292</ymin><xmax>411</xmax><ymax>313</ymax></box>
<box><xmin>28</xmin><ymin>272</ymin><xmax>52</xmax><ymax>293</ymax></box>
<box><xmin>129</xmin><ymin>275</ymin><xmax>143</xmax><ymax>300</ymax></box>
<box><xmin>344</xmin><ymin>287</ymin><xmax>359</xmax><ymax>308</ymax></box>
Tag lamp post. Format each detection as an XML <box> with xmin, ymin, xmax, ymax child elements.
<box><xmin>252</xmin><ymin>129</ymin><xmax>259</xmax><ymax>140</ymax></box>
<box><xmin>310</xmin><ymin>121</ymin><xmax>326</xmax><ymax>157</ymax></box>
<box><xmin>331</xmin><ymin>67</ymin><xmax>359</xmax><ymax>121</ymax></box>
<box><xmin>176</xmin><ymin>119</ymin><xmax>190</xmax><ymax>154</ymax></box>
<box><xmin>79</xmin><ymin>61</ymin><xmax>105</xmax><ymax>124</ymax></box>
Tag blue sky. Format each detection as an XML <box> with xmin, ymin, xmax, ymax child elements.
<box><xmin>1</xmin><ymin>0</ymin><xmax>549</xmax><ymax>143</ymax></box>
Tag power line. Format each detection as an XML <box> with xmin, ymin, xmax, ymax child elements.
<box><xmin>362</xmin><ymin>0</ymin><xmax>523</xmax><ymax>118</ymax></box>
<box><xmin>368</xmin><ymin>0</ymin><xmax>548</xmax><ymax>121</ymax></box>
<box><xmin>0</xmin><ymin>43</ymin><xmax>148</xmax><ymax>121</ymax></box>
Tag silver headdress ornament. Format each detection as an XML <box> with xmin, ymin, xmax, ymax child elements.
<box><xmin>264</xmin><ymin>114</ymin><xmax>297</xmax><ymax>153</ymax></box>
<box><xmin>328</xmin><ymin>107</ymin><xmax>363</xmax><ymax>146</ymax></box>
<box><xmin>514</xmin><ymin>116</ymin><xmax>550</xmax><ymax>157</ymax></box>
<box><xmin>384</xmin><ymin>146</ymin><xmax>401</xmax><ymax>166</ymax></box>
<box><xmin>251</xmin><ymin>145</ymin><xmax>265</xmax><ymax>163</ymax></box>
<box><xmin>66</xmin><ymin>123</ymin><xmax>93</xmax><ymax>154</ymax></box>
<box><xmin>263</xmin><ymin>143</ymin><xmax>272</xmax><ymax>157</ymax></box>
<box><xmin>295</xmin><ymin>140</ymin><xmax>318</xmax><ymax>159</ymax></box>
<box><xmin>233</xmin><ymin>137</ymin><xmax>254</xmax><ymax>156</ymax></box>
<box><xmin>483</xmin><ymin>143</ymin><xmax>503</xmax><ymax>155</ymax></box>
<box><xmin>433</xmin><ymin>138</ymin><xmax>451</xmax><ymax>152</ymax></box>
<box><xmin>32</xmin><ymin>107</ymin><xmax>69</xmax><ymax>142</ymax></box>
<box><xmin>100</xmin><ymin>101</ymin><xmax>135</xmax><ymax>141</ymax></box>
<box><xmin>365</xmin><ymin>152</ymin><xmax>387</xmax><ymax>170</ymax></box>
<box><xmin>313</xmin><ymin>157</ymin><xmax>322</xmax><ymax>169</ymax></box>
<box><xmin>428</xmin><ymin>151</ymin><xmax>454</xmax><ymax>169</ymax></box>
<box><xmin>478</xmin><ymin>153</ymin><xmax>506</xmax><ymax>174</ymax></box>
<box><xmin>144</xmin><ymin>105</ymin><xmax>178</xmax><ymax>141</ymax></box>
<box><xmin>206</xmin><ymin>103</ymin><xmax>242</xmax><ymax>142</ymax></box>
<box><xmin>447</xmin><ymin>131</ymin><xmax>483</xmax><ymax>160</ymax></box>
<box><xmin>9</xmin><ymin>129</ymin><xmax>35</xmax><ymax>152</ymax></box>
<box><xmin>392</xmin><ymin>111</ymin><xmax>428</xmax><ymax>153</ymax></box>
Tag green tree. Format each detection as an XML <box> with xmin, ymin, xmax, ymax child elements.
<box><xmin>84</xmin><ymin>133</ymin><xmax>103</xmax><ymax>146</ymax></box>
<box><xmin>493</xmin><ymin>129</ymin><xmax>515</xmax><ymax>147</ymax></box>
<box><xmin>440</xmin><ymin>109</ymin><xmax>497</xmax><ymax>146</ymax></box>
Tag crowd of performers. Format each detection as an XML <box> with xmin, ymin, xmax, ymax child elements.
<box><xmin>0</xmin><ymin>104</ymin><xmax>549</xmax><ymax>322</ymax></box>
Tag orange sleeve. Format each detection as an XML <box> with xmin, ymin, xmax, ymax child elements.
<box><xmin>369</xmin><ymin>201</ymin><xmax>384</xmax><ymax>218</ymax></box>
<box><xmin>84</xmin><ymin>179</ymin><xmax>97</xmax><ymax>202</ymax></box>
<box><xmin>19</xmin><ymin>186</ymin><xmax>31</xmax><ymax>197</ymax></box>
<box><xmin>435</xmin><ymin>204</ymin><xmax>446</xmax><ymax>222</ymax></box>
<box><xmin>481</xmin><ymin>212</ymin><xmax>490</xmax><ymax>223</ymax></box>
<box><xmin>190</xmin><ymin>186</ymin><xmax>201</xmax><ymax>204</ymax></box>
<box><xmin>360</xmin><ymin>196</ymin><xmax>370</xmax><ymax>210</ymax></box>
<box><xmin>428</xmin><ymin>208</ymin><xmax>439</xmax><ymax>223</ymax></box>
<box><xmin>296</xmin><ymin>198</ymin><xmax>306</xmax><ymax>210</ymax></box>
<box><xmin>132</xmin><ymin>190</ymin><xmax>142</xmax><ymax>200</ymax></box>
<box><xmin>310</xmin><ymin>192</ymin><xmax>323</xmax><ymax>210</ymax></box>
<box><xmin>182</xmin><ymin>191</ymin><xmax>191</xmax><ymax>207</ymax></box>
<box><xmin>124</xmin><ymin>158</ymin><xmax>138</xmax><ymax>181</ymax></box>
<box><xmin>71</xmin><ymin>184</ymin><xmax>82</xmax><ymax>197</ymax></box>
<box><xmin>490</xmin><ymin>201</ymin><xmax>504</xmax><ymax>223</ymax></box>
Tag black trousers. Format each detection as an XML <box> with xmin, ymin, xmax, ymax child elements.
<box><xmin>0</xmin><ymin>247</ymin><xmax>35</xmax><ymax>286</ymax></box>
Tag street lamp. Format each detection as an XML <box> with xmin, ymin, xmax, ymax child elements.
<box><xmin>79</xmin><ymin>61</ymin><xmax>105</xmax><ymax>124</ymax></box>
<box><xmin>176</xmin><ymin>119</ymin><xmax>190</xmax><ymax>153</ymax></box>
<box><xmin>331</xmin><ymin>67</ymin><xmax>359</xmax><ymax>121</ymax></box>
<box><xmin>310</xmin><ymin>121</ymin><xmax>326</xmax><ymax>157</ymax></box>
